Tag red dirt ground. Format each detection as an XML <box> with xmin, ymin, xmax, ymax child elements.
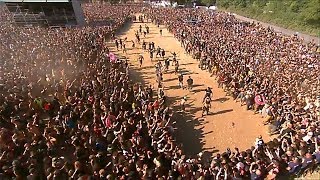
<box><xmin>109</xmin><ymin>20</ymin><xmax>272</xmax><ymax>156</ymax></box>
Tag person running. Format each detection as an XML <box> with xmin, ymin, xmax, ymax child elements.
<box><xmin>178</xmin><ymin>73</ymin><xmax>184</xmax><ymax>89</ymax></box>
<box><xmin>202</xmin><ymin>96</ymin><xmax>211</xmax><ymax>117</ymax></box>
<box><xmin>164</xmin><ymin>58</ymin><xmax>170</xmax><ymax>71</ymax></box>
<box><xmin>187</xmin><ymin>76</ymin><xmax>193</xmax><ymax>91</ymax></box>
<box><xmin>171</xmin><ymin>51</ymin><xmax>177</xmax><ymax>59</ymax></box>
<box><xmin>131</xmin><ymin>40</ymin><xmax>135</xmax><ymax>48</ymax></box>
<box><xmin>136</xmin><ymin>33</ymin><xmax>140</xmax><ymax>44</ymax></box>
<box><xmin>155</xmin><ymin>61</ymin><xmax>162</xmax><ymax>72</ymax></box>
<box><xmin>180</xmin><ymin>96</ymin><xmax>187</xmax><ymax>112</ymax></box>
<box><xmin>203</xmin><ymin>87</ymin><xmax>212</xmax><ymax>102</ymax></box>
<box><xmin>156</xmin><ymin>72</ymin><xmax>163</xmax><ymax>84</ymax></box>
<box><xmin>158</xmin><ymin>87</ymin><xmax>165</xmax><ymax>99</ymax></box>
<box><xmin>138</xmin><ymin>54</ymin><xmax>144</xmax><ymax>67</ymax></box>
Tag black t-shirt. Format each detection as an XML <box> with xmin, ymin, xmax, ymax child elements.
<box><xmin>205</xmin><ymin>89</ymin><xmax>212</xmax><ymax>96</ymax></box>
<box><xmin>187</xmin><ymin>78</ymin><xmax>193</xmax><ymax>85</ymax></box>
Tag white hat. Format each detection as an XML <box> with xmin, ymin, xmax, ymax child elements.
<box><xmin>236</xmin><ymin>162</ymin><xmax>244</xmax><ymax>169</ymax></box>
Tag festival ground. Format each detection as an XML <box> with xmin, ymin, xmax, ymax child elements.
<box><xmin>108</xmin><ymin>17</ymin><xmax>272</xmax><ymax>156</ymax></box>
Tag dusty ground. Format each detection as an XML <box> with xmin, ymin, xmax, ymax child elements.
<box><xmin>108</xmin><ymin>19</ymin><xmax>272</xmax><ymax>156</ymax></box>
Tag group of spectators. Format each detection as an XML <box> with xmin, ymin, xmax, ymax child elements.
<box><xmin>143</xmin><ymin>7</ymin><xmax>320</xmax><ymax>179</ymax></box>
<box><xmin>1</xmin><ymin>2</ymin><xmax>320</xmax><ymax>179</ymax></box>
<box><xmin>0</xmin><ymin>3</ymin><xmax>174</xmax><ymax>180</ymax></box>
<box><xmin>83</xmin><ymin>4</ymin><xmax>136</xmax><ymax>28</ymax></box>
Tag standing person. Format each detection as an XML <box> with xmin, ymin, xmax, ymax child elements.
<box><xmin>160</xmin><ymin>29</ymin><xmax>162</xmax><ymax>36</ymax></box>
<box><xmin>142</xmin><ymin>41</ymin><xmax>146</xmax><ymax>50</ymax></box>
<box><xmin>202</xmin><ymin>96</ymin><xmax>211</xmax><ymax>117</ymax></box>
<box><xmin>161</xmin><ymin>49</ymin><xmax>166</xmax><ymax>60</ymax></box>
<box><xmin>115</xmin><ymin>39</ymin><xmax>119</xmax><ymax>50</ymax></box>
<box><xmin>174</xmin><ymin>60</ymin><xmax>179</xmax><ymax>74</ymax></box>
<box><xmin>187</xmin><ymin>76</ymin><xmax>193</xmax><ymax>91</ymax></box>
<box><xmin>156</xmin><ymin>46</ymin><xmax>161</xmax><ymax>58</ymax></box>
<box><xmin>139</xmin><ymin>25</ymin><xmax>142</xmax><ymax>34</ymax></box>
<box><xmin>178</xmin><ymin>73</ymin><xmax>184</xmax><ymax>89</ymax></box>
<box><xmin>143</xmin><ymin>31</ymin><xmax>147</xmax><ymax>38</ymax></box>
<box><xmin>138</xmin><ymin>54</ymin><xmax>144</xmax><ymax>67</ymax></box>
<box><xmin>146</xmin><ymin>26</ymin><xmax>149</xmax><ymax>34</ymax></box>
<box><xmin>146</xmin><ymin>85</ymin><xmax>153</xmax><ymax>101</ymax></box>
<box><xmin>111</xmin><ymin>32</ymin><xmax>115</xmax><ymax>40</ymax></box>
<box><xmin>119</xmin><ymin>39</ymin><xmax>123</xmax><ymax>49</ymax></box>
<box><xmin>149</xmin><ymin>49</ymin><xmax>154</xmax><ymax>61</ymax></box>
<box><xmin>122</xmin><ymin>43</ymin><xmax>126</xmax><ymax>54</ymax></box>
<box><xmin>157</xmin><ymin>72</ymin><xmax>163</xmax><ymax>84</ymax></box>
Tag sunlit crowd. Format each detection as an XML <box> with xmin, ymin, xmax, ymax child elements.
<box><xmin>0</xmin><ymin>3</ymin><xmax>319</xmax><ymax>180</ymax></box>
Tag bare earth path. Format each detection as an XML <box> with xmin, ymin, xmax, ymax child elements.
<box><xmin>109</xmin><ymin>19</ymin><xmax>271</xmax><ymax>156</ymax></box>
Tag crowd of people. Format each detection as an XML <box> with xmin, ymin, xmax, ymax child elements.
<box><xmin>83</xmin><ymin>4</ymin><xmax>137</xmax><ymax>27</ymax></box>
<box><xmin>1</xmin><ymin>2</ymin><xmax>320</xmax><ymax>179</ymax></box>
<box><xmin>143</xmin><ymin>7</ymin><xmax>320</xmax><ymax>179</ymax></box>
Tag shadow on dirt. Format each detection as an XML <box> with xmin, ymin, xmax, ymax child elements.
<box><xmin>111</xmin><ymin>21</ymin><xmax>219</xmax><ymax>158</ymax></box>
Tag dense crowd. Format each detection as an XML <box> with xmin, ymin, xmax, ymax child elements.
<box><xmin>143</xmin><ymin>7</ymin><xmax>320</xmax><ymax>179</ymax></box>
<box><xmin>0</xmin><ymin>4</ymin><xmax>174</xmax><ymax>180</ymax></box>
<box><xmin>1</xmin><ymin>2</ymin><xmax>320</xmax><ymax>179</ymax></box>
<box><xmin>83</xmin><ymin>4</ymin><xmax>137</xmax><ymax>27</ymax></box>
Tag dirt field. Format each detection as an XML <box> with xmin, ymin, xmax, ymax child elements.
<box><xmin>108</xmin><ymin>19</ymin><xmax>272</xmax><ymax>156</ymax></box>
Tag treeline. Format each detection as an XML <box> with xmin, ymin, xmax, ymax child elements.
<box><xmin>215</xmin><ymin>0</ymin><xmax>320</xmax><ymax>36</ymax></box>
